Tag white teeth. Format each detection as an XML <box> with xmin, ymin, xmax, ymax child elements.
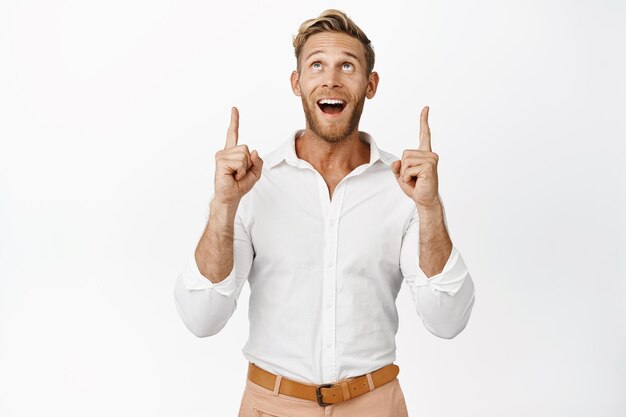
<box><xmin>318</xmin><ymin>99</ymin><xmax>345</xmax><ymax>105</ymax></box>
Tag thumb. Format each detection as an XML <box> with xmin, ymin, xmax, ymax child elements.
<box><xmin>391</xmin><ymin>160</ymin><xmax>404</xmax><ymax>184</ymax></box>
<box><xmin>249</xmin><ymin>150</ymin><xmax>264</xmax><ymax>176</ymax></box>
<box><xmin>391</xmin><ymin>160</ymin><xmax>401</xmax><ymax>175</ymax></box>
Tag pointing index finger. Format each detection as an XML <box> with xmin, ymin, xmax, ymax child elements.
<box><xmin>224</xmin><ymin>106</ymin><xmax>239</xmax><ymax>149</ymax></box>
<box><xmin>419</xmin><ymin>106</ymin><xmax>431</xmax><ymax>152</ymax></box>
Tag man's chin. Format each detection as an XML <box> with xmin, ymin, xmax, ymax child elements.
<box><xmin>311</xmin><ymin>123</ymin><xmax>353</xmax><ymax>143</ymax></box>
<box><xmin>310</xmin><ymin>115</ymin><xmax>353</xmax><ymax>142</ymax></box>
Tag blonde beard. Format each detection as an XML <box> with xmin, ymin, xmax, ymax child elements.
<box><xmin>301</xmin><ymin>94</ymin><xmax>366</xmax><ymax>144</ymax></box>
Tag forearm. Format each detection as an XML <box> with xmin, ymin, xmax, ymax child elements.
<box><xmin>175</xmin><ymin>199</ymin><xmax>253</xmax><ymax>338</ymax></box>
<box><xmin>417</xmin><ymin>201</ymin><xmax>452</xmax><ymax>278</ymax></box>
<box><xmin>403</xmin><ymin>199</ymin><xmax>475</xmax><ymax>339</ymax></box>
<box><xmin>195</xmin><ymin>199</ymin><xmax>239</xmax><ymax>283</ymax></box>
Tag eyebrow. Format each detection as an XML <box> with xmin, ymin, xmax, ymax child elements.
<box><xmin>304</xmin><ymin>50</ymin><xmax>360</xmax><ymax>62</ymax></box>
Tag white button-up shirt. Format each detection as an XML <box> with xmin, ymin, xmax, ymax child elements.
<box><xmin>174</xmin><ymin>130</ymin><xmax>475</xmax><ymax>385</ymax></box>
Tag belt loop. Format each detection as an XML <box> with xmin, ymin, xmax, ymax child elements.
<box><xmin>340</xmin><ymin>381</ymin><xmax>351</xmax><ymax>401</ymax></box>
<box><xmin>366</xmin><ymin>373</ymin><xmax>375</xmax><ymax>392</ymax></box>
<box><xmin>272</xmin><ymin>375</ymin><xmax>283</xmax><ymax>396</ymax></box>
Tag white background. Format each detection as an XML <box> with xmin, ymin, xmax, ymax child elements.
<box><xmin>1</xmin><ymin>0</ymin><xmax>625</xmax><ymax>416</ymax></box>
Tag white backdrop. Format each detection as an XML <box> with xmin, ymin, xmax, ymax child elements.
<box><xmin>1</xmin><ymin>0</ymin><xmax>625</xmax><ymax>416</ymax></box>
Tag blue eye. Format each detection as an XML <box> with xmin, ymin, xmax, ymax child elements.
<box><xmin>312</xmin><ymin>62</ymin><xmax>322</xmax><ymax>70</ymax></box>
<box><xmin>343</xmin><ymin>63</ymin><xmax>354</xmax><ymax>71</ymax></box>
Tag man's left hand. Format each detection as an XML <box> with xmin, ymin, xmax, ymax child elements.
<box><xmin>392</xmin><ymin>106</ymin><xmax>441</xmax><ymax>209</ymax></box>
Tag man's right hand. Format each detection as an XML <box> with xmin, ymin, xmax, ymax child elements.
<box><xmin>213</xmin><ymin>107</ymin><xmax>264</xmax><ymax>206</ymax></box>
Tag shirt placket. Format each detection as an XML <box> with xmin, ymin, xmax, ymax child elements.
<box><xmin>318</xmin><ymin>179</ymin><xmax>347</xmax><ymax>383</ymax></box>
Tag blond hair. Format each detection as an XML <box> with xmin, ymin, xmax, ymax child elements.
<box><xmin>292</xmin><ymin>9</ymin><xmax>375</xmax><ymax>74</ymax></box>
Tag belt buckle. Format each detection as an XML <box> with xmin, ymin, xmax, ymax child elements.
<box><xmin>315</xmin><ymin>383</ymin><xmax>333</xmax><ymax>407</ymax></box>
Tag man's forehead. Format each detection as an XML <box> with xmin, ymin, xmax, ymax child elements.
<box><xmin>304</xmin><ymin>49</ymin><xmax>361</xmax><ymax>62</ymax></box>
<box><xmin>301</xmin><ymin>32</ymin><xmax>366</xmax><ymax>61</ymax></box>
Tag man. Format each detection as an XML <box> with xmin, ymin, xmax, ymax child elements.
<box><xmin>174</xmin><ymin>9</ymin><xmax>475</xmax><ymax>417</ymax></box>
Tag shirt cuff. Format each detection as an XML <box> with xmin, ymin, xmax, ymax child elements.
<box><xmin>180</xmin><ymin>252</ymin><xmax>238</xmax><ymax>296</ymax></box>
<box><xmin>404</xmin><ymin>246</ymin><xmax>468</xmax><ymax>296</ymax></box>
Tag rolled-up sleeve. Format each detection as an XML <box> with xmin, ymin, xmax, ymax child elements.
<box><xmin>400</xmin><ymin>199</ymin><xmax>476</xmax><ymax>339</ymax></box>
<box><xmin>173</xmin><ymin>210</ymin><xmax>253</xmax><ymax>337</ymax></box>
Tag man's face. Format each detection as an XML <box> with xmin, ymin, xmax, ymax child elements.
<box><xmin>291</xmin><ymin>32</ymin><xmax>379</xmax><ymax>144</ymax></box>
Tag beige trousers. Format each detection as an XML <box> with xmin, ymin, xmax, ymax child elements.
<box><xmin>237</xmin><ymin>374</ymin><xmax>410</xmax><ymax>417</ymax></box>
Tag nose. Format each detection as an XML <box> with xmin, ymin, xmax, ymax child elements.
<box><xmin>323</xmin><ymin>68</ymin><xmax>342</xmax><ymax>89</ymax></box>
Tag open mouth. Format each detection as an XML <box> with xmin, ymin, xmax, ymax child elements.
<box><xmin>317</xmin><ymin>98</ymin><xmax>346</xmax><ymax>115</ymax></box>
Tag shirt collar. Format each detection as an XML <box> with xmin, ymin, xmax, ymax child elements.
<box><xmin>266</xmin><ymin>129</ymin><xmax>397</xmax><ymax>169</ymax></box>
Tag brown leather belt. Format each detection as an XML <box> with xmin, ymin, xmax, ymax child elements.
<box><xmin>247</xmin><ymin>362</ymin><xmax>400</xmax><ymax>407</ymax></box>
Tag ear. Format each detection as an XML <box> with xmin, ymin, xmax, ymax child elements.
<box><xmin>290</xmin><ymin>70</ymin><xmax>301</xmax><ymax>96</ymax></box>
<box><xmin>365</xmin><ymin>71</ymin><xmax>380</xmax><ymax>99</ymax></box>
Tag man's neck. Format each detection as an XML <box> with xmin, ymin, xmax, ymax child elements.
<box><xmin>295</xmin><ymin>129</ymin><xmax>371</xmax><ymax>175</ymax></box>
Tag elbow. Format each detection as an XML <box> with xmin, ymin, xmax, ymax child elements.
<box><xmin>421</xmin><ymin>288</ymin><xmax>475</xmax><ymax>340</ymax></box>
<box><xmin>173</xmin><ymin>293</ymin><xmax>231</xmax><ymax>338</ymax></box>
<box><xmin>429</xmin><ymin>319</ymin><xmax>470</xmax><ymax>339</ymax></box>
<box><xmin>180</xmin><ymin>313</ymin><xmax>229</xmax><ymax>338</ymax></box>
<box><xmin>435</xmin><ymin>295</ymin><xmax>474</xmax><ymax>339</ymax></box>
<box><xmin>173</xmin><ymin>273</ymin><xmax>238</xmax><ymax>338</ymax></box>
<box><xmin>187</xmin><ymin>323</ymin><xmax>225</xmax><ymax>338</ymax></box>
<box><xmin>188</xmin><ymin>327</ymin><xmax>213</xmax><ymax>338</ymax></box>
